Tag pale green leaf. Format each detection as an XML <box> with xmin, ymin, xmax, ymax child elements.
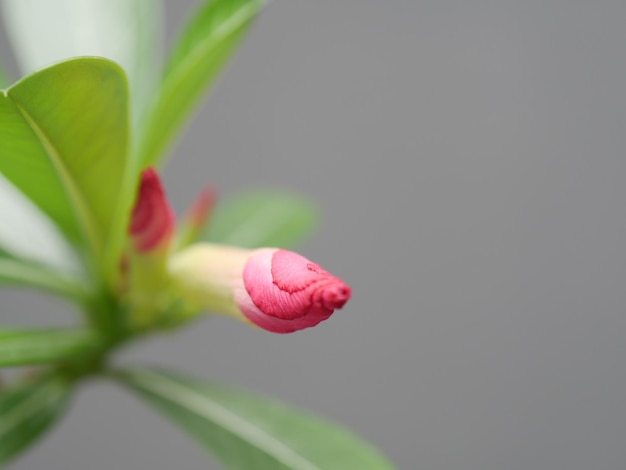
<box><xmin>0</xmin><ymin>172</ymin><xmax>81</xmax><ymax>275</ymax></box>
<box><xmin>0</xmin><ymin>328</ymin><xmax>99</xmax><ymax>367</ymax></box>
<box><xmin>137</xmin><ymin>0</ymin><xmax>265</xmax><ymax>166</ymax></box>
<box><xmin>0</xmin><ymin>373</ymin><xmax>71</xmax><ymax>465</ymax></box>
<box><xmin>116</xmin><ymin>368</ymin><xmax>396</xmax><ymax>470</ymax></box>
<box><xmin>1</xmin><ymin>0</ymin><xmax>163</xmax><ymax>132</ymax></box>
<box><xmin>204</xmin><ymin>190</ymin><xmax>318</xmax><ymax>249</ymax></box>
<box><xmin>0</xmin><ymin>61</ymin><xmax>10</xmax><ymax>89</ymax></box>
<box><xmin>0</xmin><ymin>58</ymin><xmax>130</xmax><ymax>276</ymax></box>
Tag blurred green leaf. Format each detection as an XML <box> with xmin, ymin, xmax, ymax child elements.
<box><xmin>0</xmin><ymin>373</ymin><xmax>71</xmax><ymax>465</ymax></box>
<box><xmin>1</xmin><ymin>0</ymin><xmax>163</xmax><ymax>133</ymax></box>
<box><xmin>137</xmin><ymin>0</ymin><xmax>265</xmax><ymax>166</ymax></box>
<box><xmin>0</xmin><ymin>328</ymin><xmax>99</xmax><ymax>367</ymax></box>
<box><xmin>0</xmin><ymin>254</ymin><xmax>87</xmax><ymax>299</ymax></box>
<box><xmin>0</xmin><ymin>61</ymin><xmax>10</xmax><ymax>88</ymax></box>
<box><xmin>116</xmin><ymin>368</ymin><xmax>396</xmax><ymax>470</ymax></box>
<box><xmin>204</xmin><ymin>190</ymin><xmax>318</xmax><ymax>249</ymax></box>
<box><xmin>0</xmin><ymin>58</ymin><xmax>130</xmax><ymax>277</ymax></box>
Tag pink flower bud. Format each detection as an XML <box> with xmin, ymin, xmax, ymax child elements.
<box><xmin>169</xmin><ymin>244</ymin><xmax>351</xmax><ymax>333</ymax></box>
<box><xmin>235</xmin><ymin>248</ymin><xmax>351</xmax><ymax>333</ymax></box>
<box><xmin>129</xmin><ymin>168</ymin><xmax>175</xmax><ymax>253</ymax></box>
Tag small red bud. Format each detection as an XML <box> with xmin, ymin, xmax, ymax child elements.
<box><xmin>129</xmin><ymin>168</ymin><xmax>175</xmax><ymax>253</ymax></box>
<box><xmin>185</xmin><ymin>186</ymin><xmax>217</xmax><ymax>230</ymax></box>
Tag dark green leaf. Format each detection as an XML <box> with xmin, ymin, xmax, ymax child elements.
<box><xmin>116</xmin><ymin>368</ymin><xmax>396</xmax><ymax>470</ymax></box>
<box><xmin>0</xmin><ymin>58</ymin><xmax>130</xmax><ymax>278</ymax></box>
<box><xmin>0</xmin><ymin>328</ymin><xmax>99</xmax><ymax>367</ymax></box>
<box><xmin>204</xmin><ymin>190</ymin><xmax>318</xmax><ymax>249</ymax></box>
<box><xmin>0</xmin><ymin>373</ymin><xmax>71</xmax><ymax>465</ymax></box>
<box><xmin>137</xmin><ymin>0</ymin><xmax>265</xmax><ymax>166</ymax></box>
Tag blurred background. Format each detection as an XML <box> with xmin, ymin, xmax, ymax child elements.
<box><xmin>3</xmin><ymin>1</ymin><xmax>626</xmax><ymax>469</ymax></box>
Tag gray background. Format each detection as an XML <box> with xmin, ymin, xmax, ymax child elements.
<box><xmin>3</xmin><ymin>0</ymin><xmax>626</xmax><ymax>469</ymax></box>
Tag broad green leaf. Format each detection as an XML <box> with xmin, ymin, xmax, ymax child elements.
<box><xmin>0</xmin><ymin>254</ymin><xmax>88</xmax><ymax>299</ymax></box>
<box><xmin>116</xmin><ymin>368</ymin><xmax>396</xmax><ymax>470</ymax></box>
<box><xmin>0</xmin><ymin>61</ymin><xmax>10</xmax><ymax>89</ymax></box>
<box><xmin>0</xmin><ymin>172</ymin><xmax>81</xmax><ymax>275</ymax></box>
<box><xmin>137</xmin><ymin>0</ymin><xmax>265</xmax><ymax>166</ymax></box>
<box><xmin>0</xmin><ymin>328</ymin><xmax>99</xmax><ymax>367</ymax></box>
<box><xmin>204</xmin><ymin>190</ymin><xmax>318</xmax><ymax>249</ymax></box>
<box><xmin>1</xmin><ymin>0</ymin><xmax>163</xmax><ymax>132</ymax></box>
<box><xmin>0</xmin><ymin>373</ymin><xmax>71</xmax><ymax>465</ymax></box>
<box><xmin>0</xmin><ymin>58</ymin><xmax>129</xmax><ymax>275</ymax></box>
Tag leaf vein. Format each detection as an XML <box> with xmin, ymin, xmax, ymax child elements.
<box><xmin>12</xmin><ymin>101</ymin><xmax>102</xmax><ymax>258</ymax></box>
<box><xmin>130</xmin><ymin>370</ymin><xmax>323</xmax><ymax>470</ymax></box>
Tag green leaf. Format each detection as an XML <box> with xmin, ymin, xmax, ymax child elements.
<box><xmin>0</xmin><ymin>328</ymin><xmax>99</xmax><ymax>367</ymax></box>
<box><xmin>0</xmin><ymin>373</ymin><xmax>71</xmax><ymax>465</ymax></box>
<box><xmin>115</xmin><ymin>368</ymin><xmax>396</xmax><ymax>470</ymax></box>
<box><xmin>137</xmin><ymin>0</ymin><xmax>265</xmax><ymax>166</ymax></box>
<box><xmin>0</xmin><ymin>58</ymin><xmax>130</xmax><ymax>276</ymax></box>
<box><xmin>1</xmin><ymin>0</ymin><xmax>163</xmax><ymax>133</ymax></box>
<box><xmin>204</xmin><ymin>190</ymin><xmax>318</xmax><ymax>249</ymax></box>
<box><xmin>0</xmin><ymin>61</ymin><xmax>10</xmax><ymax>89</ymax></box>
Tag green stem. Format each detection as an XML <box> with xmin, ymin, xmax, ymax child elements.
<box><xmin>53</xmin><ymin>324</ymin><xmax>133</xmax><ymax>382</ymax></box>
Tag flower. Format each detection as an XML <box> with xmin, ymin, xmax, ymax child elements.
<box><xmin>169</xmin><ymin>244</ymin><xmax>351</xmax><ymax>333</ymax></box>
